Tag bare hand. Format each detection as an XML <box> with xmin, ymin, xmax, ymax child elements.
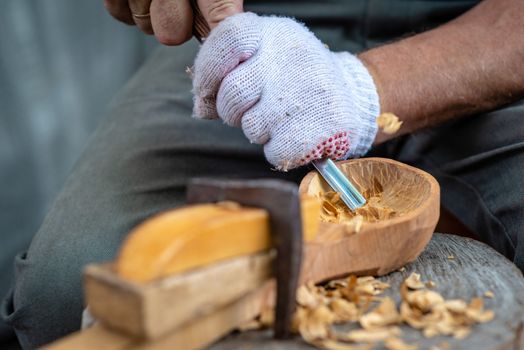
<box><xmin>104</xmin><ymin>0</ymin><xmax>243</xmax><ymax>45</ymax></box>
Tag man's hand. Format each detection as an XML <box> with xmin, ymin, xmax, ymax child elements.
<box><xmin>104</xmin><ymin>0</ymin><xmax>243</xmax><ymax>45</ymax></box>
<box><xmin>192</xmin><ymin>13</ymin><xmax>380</xmax><ymax>170</ymax></box>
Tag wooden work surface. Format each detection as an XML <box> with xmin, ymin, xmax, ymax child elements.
<box><xmin>210</xmin><ymin>233</ymin><xmax>524</xmax><ymax>350</ymax></box>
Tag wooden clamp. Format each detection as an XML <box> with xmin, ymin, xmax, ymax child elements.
<box><xmin>186</xmin><ymin>178</ymin><xmax>304</xmax><ymax>339</ymax></box>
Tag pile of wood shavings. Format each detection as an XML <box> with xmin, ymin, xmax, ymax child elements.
<box><xmin>319</xmin><ymin>177</ymin><xmax>398</xmax><ymax>232</ymax></box>
<box><xmin>320</xmin><ymin>191</ymin><xmax>398</xmax><ymax>227</ymax></box>
<box><xmin>399</xmin><ymin>273</ymin><xmax>494</xmax><ymax>340</ymax></box>
<box><xmin>243</xmin><ymin>272</ymin><xmax>494</xmax><ymax>350</ymax></box>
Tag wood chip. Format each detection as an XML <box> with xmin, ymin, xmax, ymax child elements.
<box><xmin>377</xmin><ymin>113</ymin><xmax>403</xmax><ymax>134</ymax></box>
<box><xmin>484</xmin><ymin>290</ymin><xmax>494</xmax><ymax>298</ymax></box>
<box><xmin>297</xmin><ymin>305</ymin><xmax>335</xmax><ymax>342</ymax></box>
<box><xmin>426</xmin><ymin>280</ymin><xmax>436</xmax><ymax>288</ymax></box>
<box><xmin>406</xmin><ymin>290</ymin><xmax>445</xmax><ymax>312</ymax></box>
<box><xmin>245</xmin><ymin>272</ymin><xmax>495</xmax><ymax>349</ymax></box>
<box><xmin>185</xmin><ymin>66</ymin><xmax>194</xmax><ymax>78</ymax></box>
<box><xmin>400</xmin><ymin>278</ymin><xmax>495</xmax><ymax>339</ymax></box>
<box><xmin>360</xmin><ymin>298</ymin><xmax>400</xmax><ymax>329</ymax></box>
<box><xmin>297</xmin><ymin>285</ymin><xmax>321</xmax><ymax>308</ymax></box>
<box><xmin>404</xmin><ymin>272</ymin><xmax>426</xmax><ymax>290</ymax></box>
<box><xmin>330</xmin><ymin>298</ymin><xmax>359</xmax><ymax>323</ymax></box>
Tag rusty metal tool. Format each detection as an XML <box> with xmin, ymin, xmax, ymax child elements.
<box><xmin>187</xmin><ymin>178</ymin><xmax>303</xmax><ymax>339</ymax></box>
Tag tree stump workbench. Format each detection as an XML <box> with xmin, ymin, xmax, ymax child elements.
<box><xmin>211</xmin><ymin>233</ymin><xmax>524</xmax><ymax>350</ymax></box>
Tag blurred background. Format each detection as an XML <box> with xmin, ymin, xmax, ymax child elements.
<box><xmin>0</xmin><ymin>1</ymin><xmax>157</xmax><ymax>347</ymax></box>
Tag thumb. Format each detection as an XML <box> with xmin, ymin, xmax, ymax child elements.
<box><xmin>196</xmin><ymin>0</ymin><xmax>244</xmax><ymax>31</ymax></box>
<box><xmin>192</xmin><ymin>12</ymin><xmax>260</xmax><ymax>120</ymax></box>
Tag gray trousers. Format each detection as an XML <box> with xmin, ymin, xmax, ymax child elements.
<box><xmin>4</xmin><ymin>2</ymin><xmax>524</xmax><ymax>348</ymax></box>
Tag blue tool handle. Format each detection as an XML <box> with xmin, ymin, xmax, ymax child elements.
<box><xmin>312</xmin><ymin>159</ymin><xmax>366</xmax><ymax>211</ymax></box>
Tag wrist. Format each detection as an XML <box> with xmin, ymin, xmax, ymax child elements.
<box><xmin>333</xmin><ymin>52</ymin><xmax>380</xmax><ymax>156</ymax></box>
<box><xmin>358</xmin><ymin>50</ymin><xmax>389</xmax><ymax>115</ymax></box>
<box><xmin>358</xmin><ymin>47</ymin><xmax>405</xmax><ymax>144</ymax></box>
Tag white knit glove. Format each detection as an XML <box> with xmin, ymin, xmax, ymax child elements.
<box><xmin>192</xmin><ymin>13</ymin><xmax>380</xmax><ymax>170</ymax></box>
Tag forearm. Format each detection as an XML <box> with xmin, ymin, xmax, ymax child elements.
<box><xmin>359</xmin><ymin>0</ymin><xmax>524</xmax><ymax>143</ymax></box>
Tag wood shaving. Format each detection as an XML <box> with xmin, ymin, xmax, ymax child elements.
<box><xmin>404</xmin><ymin>272</ymin><xmax>425</xmax><ymax>290</ymax></box>
<box><xmin>240</xmin><ymin>273</ymin><xmax>494</xmax><ymax>349</ymax></box>
<box><xmin>400</xmin><ymin>276</ymin><xmax>494</xmax><ymax>339</ymax></box>
<box><xmin>447</xmin><ymin>255</ymin><xmax>455</xmax><ymax>260</ymax></box>
<box><xmin>330</xmin><ymin>298</ymin><xmax>359</xmax><ymax>323</ymax></box>
<box><xmin>185</xmin><ymin>66</ymin><xmax>194</xmax><ymax>78</ymax></box>
<box><xmin>377</xmin><ymin>113</ymin><xmax>403</xmax><ymax>134</ymax></box>
<box><xmin>359</xmin><ymin>298</ymin><xmax>400</xmax><ymax>329</ymax></box>
<box><xmin>299</xmin><ymin>305</ymin><xmax>335</xmax><ymax>342</ymax></box>
<box><xmin>405</xmin><ymin>290</ymin><xmax>445</xmax><ymax>312</ymax></box>
<box><xmin>426</xmin><ymin>280</ymin><xmax>436</xmax><ymax>288</ymax></box>
<box><xmin>297</xmin><ymin>284</ymin><xmax>322</xmax><ymax>308</ymax></box>
<box><xmin>484</xmin><ymin>291</ymin><xmax>494</xmax><ymax>298</ymax></box>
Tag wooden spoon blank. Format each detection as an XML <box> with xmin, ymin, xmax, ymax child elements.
<box><xmin>116</xmin><ymin>197</ymin><xmax>321</xmax><ymax>283</ymax></box>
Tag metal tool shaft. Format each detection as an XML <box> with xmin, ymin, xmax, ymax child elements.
<box><xmin>312</xmin><ymin>158</ymin><xmax>366</xmax><ymax>211</ymax></box>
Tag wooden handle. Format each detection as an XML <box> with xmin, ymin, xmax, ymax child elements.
<box><xmin>188</xmin><ymin>0</ymin><xmax>211</xmax><ymax>41</ymax></box>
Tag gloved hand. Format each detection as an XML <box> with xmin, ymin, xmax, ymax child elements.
<box><xmin>192</xmin><ymin>12</ymin><xmax>380</xmax><ymax>170</ymax></box>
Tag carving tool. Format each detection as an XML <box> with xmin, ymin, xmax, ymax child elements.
<box><xmin>186</xmin><ymin>178</ymin><xmax>303</xmax><ymax>339</ymax></box>
<box><xmin>312</xmin><ymin>158</ymin><xmax>366</xmax><ymax>211</ymax></box>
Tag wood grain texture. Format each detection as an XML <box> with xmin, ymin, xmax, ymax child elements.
<box><xmin>44</xmin><ymin>282</ymin><xmax>275</xmax><ymax>350</ymax></box>
<box><xmin>211</xmin><ymin>234</ymin><xmax>524</xmax><ymax>350</ymax></box>
<box><xmin>85</xmin><ymin>254</ymin><xmax>273</xmax><ymax>339</ymax></box>
<box><xmin>116</xmin><ymin>196</ymin><xmax>320</xmax><ymax>283</ymax></box>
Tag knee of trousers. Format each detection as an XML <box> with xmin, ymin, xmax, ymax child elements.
<box><xmin>1</xmin><ymin>250</ymin><xmax>84</xmax><ymax>349</ymax></box>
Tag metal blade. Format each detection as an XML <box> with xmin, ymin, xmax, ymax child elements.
<box><xmin>312</xmin><ymin>158</ymin><xmax>366</xmax><ymax>211</ymax></box>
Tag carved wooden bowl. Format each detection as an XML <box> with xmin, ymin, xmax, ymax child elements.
<box><xmin>298</xmin><ymin>157</ymin><xmax>440</xmax><ymax>281</ymax></box>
